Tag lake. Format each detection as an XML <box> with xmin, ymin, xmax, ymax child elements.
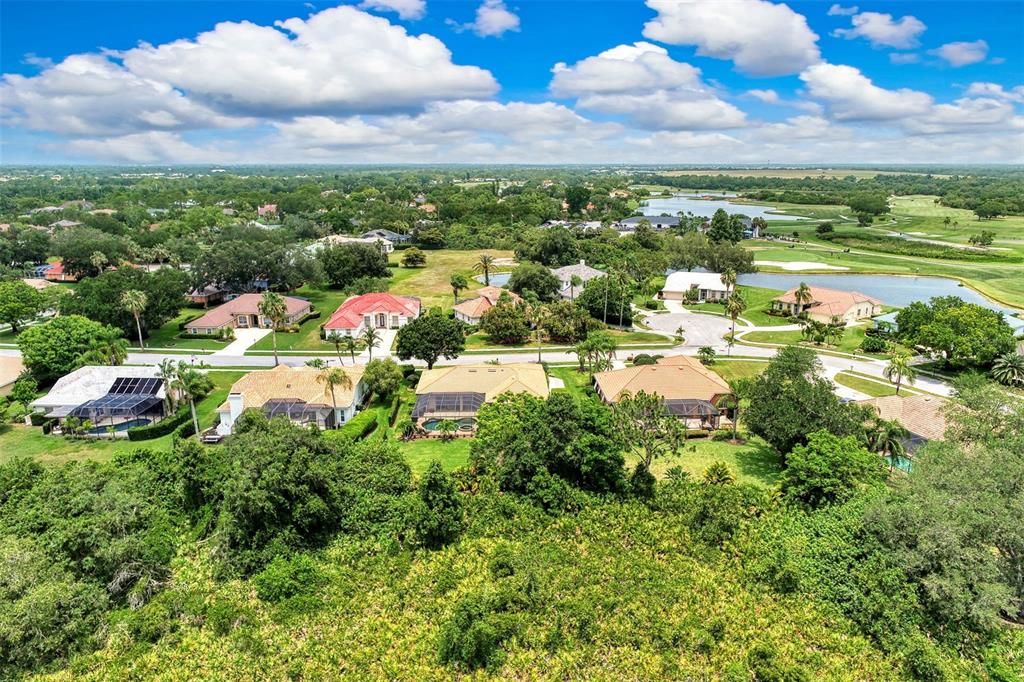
<box><xmin>641</xmin><ymin>194</ymin><xmax>804</xmax><ymax>221</ymax></box>
<box><xmin>737</xmin><ymin>272</ymin><xmax>1024</xmax><ymax>321</ymax></box>
<box><xmin>477</xmin><ymin>273</ymin><xmax>511</xmax><ymax>286</ymax></box>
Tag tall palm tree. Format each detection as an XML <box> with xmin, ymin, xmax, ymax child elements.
<box><xmin>317</xmin><ymin>366</ymin><xmax>353</xmax><ymax>428</ymax></box>
<box><xmin>569</xmin><ymin>274</ymin><xmax>582</xmax><ymax>301</ymax></box>
<box><xmin>172</xmin><ymin>362</ymin><xmax>213</xmax><ymax>438</ymax></box>
<box><xmin>89</xmin><ymin>251</ymin><xmax>108</xmax><ymax>275</ymax></box>
<box><xmin>614</xmin><ymin>270</ymin><xmax>632</xmax><ymax>329</ymax></box>
<box><xmin>449</xmin><ymin>273</ymin><xmax>468</xmax><ymax>304</ymax></box>
<box><xmin>342</xmin><ymin>335</ymin><xmax>359</xmax><ymax>364</ymax></box>
<box><xmin>332</xmin><ymin>334</ymin><xmax>345</xmax><ymax>365</ymax></box>
<box><xmin>720</xmin><ymin>268</ymin><xmax>737</xmax><ymax>297</ymax></box>
<box><xmin>725</xmin><ymin>292</ymin><xmax>746</xmax><ymax>356</ymax></box>
<box><xmin>866</xmin><ymin>418</ymin><xmax>909</xmax><ymax>472</ymax></box>
<box><xmin>361</xmin><ymin>325</ymin><xmax>382</xmax><ymax>362</ymax></box>
<box><xmin>157</xmin><ymin>358</ymin><xmax>178</xmax><ymax>413</ymax></box>
<box><xmin>991</xmin><ymin>352</ymin><xmax>1024</xmax><ymax>387</ymax></box>
<box><xmin>721</xmin><ymin>378</ymin><xmax>750</xmax><ymax>442</ymax></box>
<box><xmin>474</xmin><ymin>254</ymin><xmax>495</xmax><ymax>286</ymax></box>
<box><xmin>120</xmin><ymin>289</ymin><xmax>148</xmax><ymax>350</ymax></box>
<box><xmin>793</xmin><ymin>282</ymin><xmax>813</xmax><ymax>317</ymax></box>
<box><xmin>529</xmin><ymin>301</ymin><xmax>549</xmax><ymax>364</ymax></box>
<box><xmin>883</xmin><ymin>351</ymin><xmax>917</xmax><ymax>395</ymax></box>
<box><xmin>258</xmin><ymin>291</ymin><xmax>288</xmax><ymax>366</ymax></box>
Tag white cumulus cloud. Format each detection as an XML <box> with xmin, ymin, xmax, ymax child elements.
<box><xmin>832</xmin><ymin>11</ymin><xmax>926</xmax><ymax>49</ymax></box>
<box><xmin>800</xmin><ymin>62</ymin><xmax>933</xmax><ymax>120</ymax></box>
<box><xmin>642</xmin><ymin>0</ymin><xmax>820</xmax><ymax>77</ymax></box>
<box><xmin>930</xmin><ymin>40</ymin><xmax>989</xmax><ymax>67</ymax></box>
<box><xmin>358</xmin><ymin>0</ymin><xmax>426</xmax><ymax>20</ymax></box>
<box><xmin>122</xmin><ymin>6</ymin><xmax>497</xmax><ymax>114</ymax></box>
<box><xmin>448</xmin><ymin>0</ymin><xmax>520</xmax><ymax>38</ymax></box>
<box><xmin>827</xmin><ymin>4</ymin><xmax>858</xmax><ymax>16</ymax></box>
<box><xmin>965</xmin><ymin>82</ymin><xmax>1024</xmax><ymax>103</ymax></box>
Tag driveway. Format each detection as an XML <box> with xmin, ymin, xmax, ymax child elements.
<box><xmin>359</xmin><ymin>328</ymin><xmax>399</xmax><ymax>361</ymax></box>
<box><xmin>642</xmin><ymin>309</ymin><xmax>734</xmax><ymax>349</ymax></box>
<box><xmin>213</xmin><ymin>328</ymin><xmax>271</xmax><ymax>356</ymax></box>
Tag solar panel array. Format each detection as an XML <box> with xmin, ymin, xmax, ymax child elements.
<box><xmin>411</xmin><ymin>392</ymin><xmax>486</xmax><ymax>419</ymax></box>
<box><xmin>70</xmin><ymin>394</ymin><xmax>163</xmax><ymax>419</ymax></box>
<box><xmin>109</xmin><ymin>377</ymin><xmax>163</xmax><ymax>395</ymax></box>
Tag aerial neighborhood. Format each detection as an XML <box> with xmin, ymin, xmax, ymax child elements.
<box><xmin>0</xmin><ymin>164</ymin><xmax>1022</xmax><ymax>680</ymax></box>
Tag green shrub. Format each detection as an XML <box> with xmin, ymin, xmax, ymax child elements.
<box><xmin>127</xmin><ymin>407</ymin><xmax>190</xmax><ymax>441</ymax></box>
<box><xmin>388</xmin><ymin>395</ymin><xmax>401</xmax><ymax>426</ymax></box>
<box><xmin>711</xmin><ymin>429</ymin><xmax>733</xmax><ymax>441</ymax></box>
<box><xmin>253</xmin><ymin>554</ymin><xmax>321</xmax><ymax>603</ymax></box>
<box><xmin>860</xmin><ymin>336</ymin><xmax>889</xmax><ymax>353</ymax></box>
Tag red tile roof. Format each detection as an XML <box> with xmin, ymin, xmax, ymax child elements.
<box><xmin>324</xmin><ymin>293</ymin><xmax>420</xmax><ymax>330</ymax></box>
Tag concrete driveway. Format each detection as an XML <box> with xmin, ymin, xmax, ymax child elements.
<box><xmin>359</xmin><ymin>328</ymin><xmax>399</xmax><ymax>361</ymax></box>
<box><xmin>213</xmin><ymin>328</ymin><xmax>271</xmax><ymax>355</ymax></box>
<box><xmin>642</xmin><ymin>309</ymin><xmax>734</xmax><ymax>349</ymax></box>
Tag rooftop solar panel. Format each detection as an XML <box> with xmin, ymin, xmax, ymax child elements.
<box><xmin>109</xmin><ymin>377</ymin><xmax>163</xmax><ymax>395</ymax></box>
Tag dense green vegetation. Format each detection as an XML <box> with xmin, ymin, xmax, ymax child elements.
<box><xmin>1</xmin><ymin>347</ymin><xmax>1021</xmax><ymax>679</ymax></box>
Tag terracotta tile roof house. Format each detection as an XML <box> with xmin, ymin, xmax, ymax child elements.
<box><xmin>216</xmin><ymin>364</ymin><xmax>367</xmax><ymax>436</ymax></box>
<box><xmin>661</xmin><ymin>271</ymin><xmax>729</xmax><ymax>302</ymax></box>
<box><xmin>258</xmin><ymin>203</ymin><xmax>278</xmax><ymax>216</ymax></box>
<box><xmin>412</xmin><ymin>363</ymin><xmax>549</xmax><ymax>435</ymax></box>
<box><xmin>550</xmin><ymin>260</ymin><xmax>605</xmax><ymax>299</ymax></box>
<box><xmin>453</xmin><ymin>286</ymin><xmax>522</xmax><ymax>325</ymax></box>
<box><xmin>43</xmin><ymin>261</ymin><xmax>78</xmax><ymax>282</ymax></box>
<box><xmin>185</xmin><ymin>293</ymin><xmax>311</xmax><ymax>335</ymax></box>
<box><xmin>857</xmin><ymin>394</ymin><xmax>949</xmax><ymax>452</ymax></box>
<box><xmin>324</xmin><ymin>293</ymin><xmax>420</xmax><ymax>338</ymax></box>
<box><xmin>593</xmin><ymin>355</ymin><xmax>733</xmax><ymax>430</ymax></box>
<box><xmin>772</xmin><ymin>286</ymin><xmax>882</xmax><ymax>323</ymax></box>
<box><xmin>186</xmin><ymin>285</ymin><xmax>226</xmax><ymax>307</ymax></box>
<box><xmin>0</xmin><ymin>356</ymin><xmax>26</xmax><ymax>397</ymax></box>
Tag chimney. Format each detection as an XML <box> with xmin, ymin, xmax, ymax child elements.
<box><xmin>227</xmin><ymin>392</ymin><xmax>244</xmax><ymax>426</ymax></box>
<box><xmin>579</xmin><ymin>259</ymin><xmax>585</xmax><ymax>266</ymax></box>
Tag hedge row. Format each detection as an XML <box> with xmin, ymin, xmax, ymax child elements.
<box><xmin>338</xmin><ymin>407</ymin><xmax>379</xmax><ymax>440</ymax></box>
<box><xmin>127</xmin><ymin>406</ymin><xmax>189</xmax><ymax>441</ymax></box>
<box><xmin>388</xmin><ymin>395</ymin><xmax>401</xmax><ymax>426</ymax></box>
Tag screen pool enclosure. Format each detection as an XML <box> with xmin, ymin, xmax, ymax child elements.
<box><xmin>411</xmin><ymin>392</ymin><xmax>486</xmax><ymax>419</ymax></box>
<box><xmin>70</xmin><ymin>378</ymin><xmax>165</xmax><ymax>420</ymax></box>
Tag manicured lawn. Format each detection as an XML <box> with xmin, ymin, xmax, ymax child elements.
<box><xmin>248</xmin><ymin>286</ymin><xmax>350</xmax><ymax>352</ymax></box>
<box><xmin>0</xmin><ymin>370</ymin><xmax>245</xmax><ymax>465</ymax></box>
<box><xmin>626</xmin><ymin>437</ymin><xmax>783</xmax><ymax>488</ymax></box>
<box><xmin>401</xmin><ymin>438</ymin><xmax>472</xmax><ymax>476</ymax></box>
<box><xmin>741</xmin><ymin>324</ymin><xmax>899</xmax><ymax>358</ymax></box>
<box><xmin>548</xmin><ymin>365</ymin><xmax>596</xmax><ymax>399</ymax></box>
<box><xmin>145</xmin><ymin>308</ymin><xmax>232</xmax><ymax>350</ymax></box>
<box><xmin>684</xmin><ymin>285</ymin><xmax>784</xmax><ymax>327</ymax></box>
<box><xmin>707</xmin><ymin>359</ymin><xmax>768</xmax><ymax>382</ymax></box>
<box><xmin>833</xmin><ymin>371</ymin><xmax>899</xmax><ymax>398</ymax></box>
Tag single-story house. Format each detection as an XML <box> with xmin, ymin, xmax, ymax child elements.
<box><xmin>42</xmin><ymin>261</ymin><xmax>78</xmax><ymax>282</ymax></box>
<box><xmin>453</xmin><ymin>286</ymin><xmax>521</xmax><ymax>325</ymax></box>
<box><xmin>615</xmin><ymin>215</ymin><xmax>680</xmax><ymax>231</ymax></box>
<box><xmin>216</xmin><ymin>364</ymin><xmax>367</xmax><ymax>436</ymax></box>
<box><xmin>185</xmin><ymin>293</ymin><xmax>311</xmax><ymax>335</ymax></box>
<box><xmin>48</xmin><ymin>220</ymin><xmax>82</xmax><ymax>230</ymax></box>
<box><xmin>324</xmin><ymin>293</ymin><xmax>420</xmax><ymax>338</ymax></box>
<box><xmin>661</xmin><ymin>271</ymin><xmax>730</xmax><ymax>302</ymax></box>
<box><xmin>0</xmin><ymin>356</ymin><xmax>26</xmax><ymax>397</ymax></box>
<box><xmin>362</xmin><ymin>228</ymin><xmax>411</xmax><ymax>244</ymax></box>
<box><xmin>412</xmin><ymin>363</ymin><xmax>549</xmax><ymax>435</ymax></box>
<box><xmin>593</xmin><ymin>356</ymin><xmax>733</xmax><ymax>430</ymax></box>
<box><xmin>310</xmin><ymin>234</ymin><xmax>394</xmax><ymax>255</ymax></box>
<box><xmin>186</xmin><ymin>285</ymin><xmax>226</xmax><ymax>307</ymax></box>
<box><xmin>772</xmin><ymin>285</ymin><xmax>882</xmax><ymax>323</ymax></box>
<box><xmin>30</xmin><ymin>365</ymin><xmax>168</xmax><ymax>436</ymax></box>
<box><xmin>857</xmin><ymin>394</ymin><xmax>949</xmax><ymax>453</ymax></box>
<box><xmin>258</xmin><ymin>203</ymin><xmax>278</xmax><ymax>217</ymax></box>
<box><xmin>550</xmin><ymin>260</ymin><xmax>605</xmax><ymax>299</ymax></box>
<box><xmin>21</xmin><ymin>278</ymin><xmax>54</xmax><ymax>291</ymax></box>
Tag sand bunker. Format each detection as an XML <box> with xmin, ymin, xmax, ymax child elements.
<box><xmin>754</xmin><ymin>260</ymin><xmax>849</xmax><ymax>271</ymax></box>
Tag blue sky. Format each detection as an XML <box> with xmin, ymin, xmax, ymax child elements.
<box><xmin>1</xmin><ymin>0</ymin><xmax>1021</xmax><ymax>164</ymax></box>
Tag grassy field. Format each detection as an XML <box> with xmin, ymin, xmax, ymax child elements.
<box><xmin>684</xmin><ymin>285</ymin><xmax>783</xmax><ymax>326</ymax></box>
<box><xmin>248</xmin><ymin>286</ymin><xmax>350</xmax><ymax>352</ymax></box>
<box><xmin>626</xmin><ymin>437</ymin><xmax>782</xmax><ymax>487</ymax></box>
<box><xmin>465</xmin><ymin>328</ymin><xmax>669</xmax><ymax>350</ymax></box>
<box><xmin>833</xmin><ymin>371</ymin><xmax>899</xmax><ymax>398</ymax></box>
<box><xmin>402</xmin><ymin>438</ymin><xmax>472</xmax><ymax>475</ymax></box>
<box><xmin>0</xmin><ymin>370</ymin><xmax>245</xmax><ymax>466</ymax></box>
<box><xmin>707</xmin><ymin>359</ymin><xmax>768</xmax><ymax>382</ymax></box>
<box><xmin>387</xmin><ymin>249</ymin><xmax>514</xmax><ymax>310</ymax></box>
<box><xmin>740</xmin><ymin>324</ymin><xmax>898</xmax><ymax>358</ymax></box>
<box><xmin>548</xmin><ymin>365</ymin><xmax>595</xmax><ymax>399</ymax></box>
<box><xmin>749</xmin><ymin>197</ymin><xmax>1024</xmax><ymax>310</ymax></box>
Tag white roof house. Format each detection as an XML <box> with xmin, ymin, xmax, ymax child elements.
<box><xmin>661</xmin><ymin>271</ymin><xmax>730</xmax><ymax>301</ymax></box>
<box><xmin>31</xmin><ymin>365</ymin><xmax>165</xmax><ymax>417</ymax></box>
<box><xmin>309</xmin><ymin>234</ymin><xmax>394</xmax><ymax>255</ymax></box>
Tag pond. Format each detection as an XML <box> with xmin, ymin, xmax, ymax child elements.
<box><xmin>737</xmin><ymin>272</ymin><xmax>1024</xmax><ymax>320</ymax></box>
<box><xmin>641</xmin><ymin>194</ymin><xmax>805</xmax><ymax>221</ymax></box>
